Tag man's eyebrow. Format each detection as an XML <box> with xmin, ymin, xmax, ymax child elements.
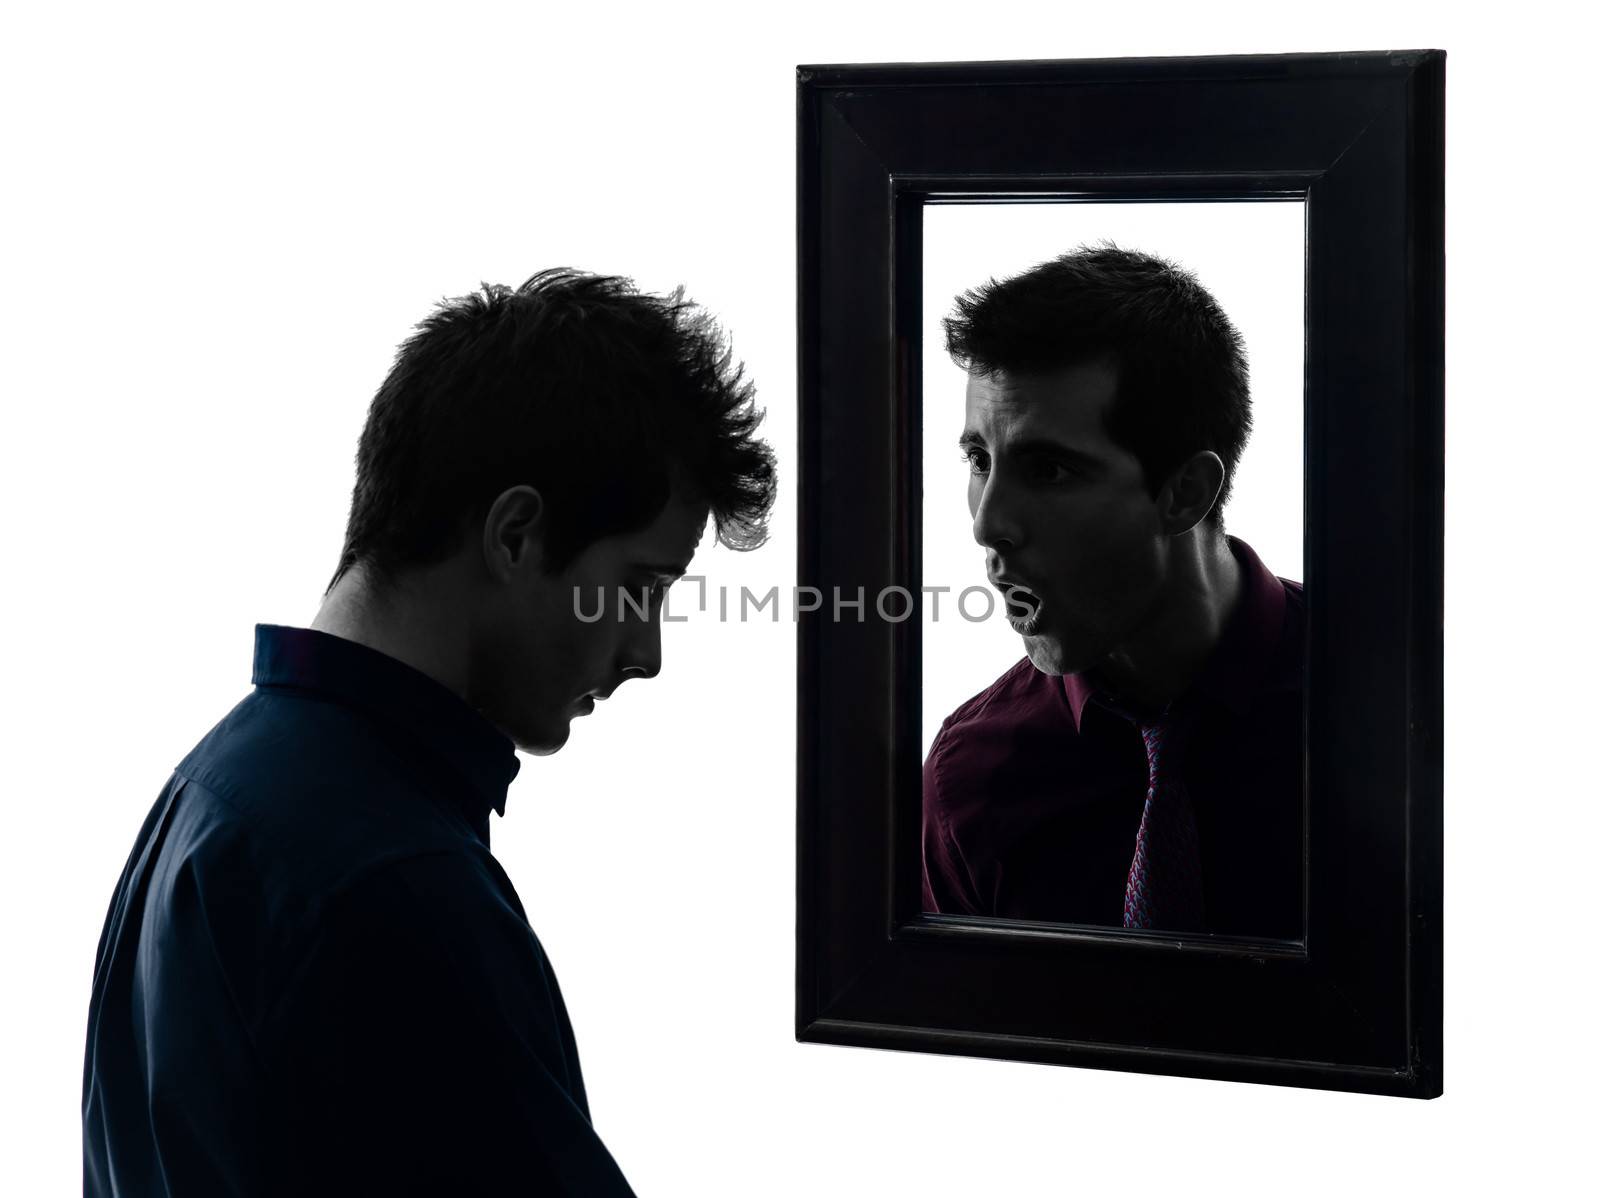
<box><xmin>959</xmin><ymin>430</ymin><xmax>1106</xmax><ymax>471</ymax></box>
<box><xmin>1007</xmin><ymin>437</ymin><xmax>1105</xmax><ymax>467</ymax></box>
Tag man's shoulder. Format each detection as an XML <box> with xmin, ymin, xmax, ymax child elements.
<box><xmin>925</xmin><ymin>656</ymin><xmax>1082</xmax><ymax>828</ymax></box>
<box><xmin>177</xmin><ymin>685</ymin><xmax>398</xmax><ymax>786</ymax></box>
<box><xmin>929</xmin><ymin>657</ymin><xmax>1067</xmax><ymax>784</ymax></box>
<box><xmin>141</xmin><ymin>766</ymin><xmax>516</xmax><ymax>1048</ymax></box>
<box><xmin>939</xmin><ymin>655</ymin><xmax>1057</xmax><ymax>737</ymax></box>
<box><xmin>178</xmin><ymin>688</ymin><xmax>457</xmax><ymax>826</ymax></box>
<box><xmin>1269</xmin><ymin>574</ymin><xmax>1306</xmax><ymax>689</ymax></box>
<box><xmin>160</xmin><ymin>689</ymin><xmax>484</xmax><ymax>904</ymax></box>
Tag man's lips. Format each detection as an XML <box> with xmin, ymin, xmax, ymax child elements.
<box><xmin>574</xmin><ymin>688</ymin><xmax>612</xmax><ymax>716</ymax></box>
<box><xmin>989</xmin><ymin>574</ymin><xmax>1043</xmax><ymax>622</ymax></box>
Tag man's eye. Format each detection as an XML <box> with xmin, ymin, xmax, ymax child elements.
<box><xmin>1031</xmin><ymin>460</ymin><xmax>1075</xmax><ymax>483</ymax></box>
<box><xmin>961</xmin><ymin>448</ymin><xmax>990</xmax><ymax>475</ymax></box>
<box><xmin>633</xmin><ymin>579</ymin><xmax>671</xmax><ymax>605</ymax></box>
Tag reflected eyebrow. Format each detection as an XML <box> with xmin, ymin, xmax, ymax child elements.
<box><xmin>1006</xmin><ymin>438</ymin><xmax>1106</xmax><ymax>469</ymax></box>
<box><xmin>959</xmin><ymin>430</ymin><xmax>1107</xmax><ymax>474</ymax></box>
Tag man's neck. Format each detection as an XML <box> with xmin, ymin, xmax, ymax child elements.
<box><xmin>310</xmin><ymin>563</ymin><xmax>471</xmax><ymax>701</ymax></box>
<box><xmin>1085</xmin><ymin>531</ymin><xmax>1244</xmax><ymax>717</ymax></box>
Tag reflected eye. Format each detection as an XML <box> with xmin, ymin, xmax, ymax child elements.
<box><xmin>1026</xmin><ymin>458</ymin><xmax>1077</xmax><ymax>484</ymax></box>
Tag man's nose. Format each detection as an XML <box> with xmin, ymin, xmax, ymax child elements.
<box><xmin>971</xmin><ymin>475</ymin><xmax>1023</xmax><ymax>553</ymax></box>
<box><xmin>618</xmin><ymin>616</ymin><xmax>663</xmax><ymax>682</ymax></box>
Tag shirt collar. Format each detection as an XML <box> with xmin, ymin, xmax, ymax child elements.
<box><xmin>250</xmin><ymin>624</ymin><xmax>521</xmax><ymax>820</ymax></box>
<box><xmin>1060</xmin><ymin>536</ymin><xmax>1290</xmax><ymax>732</ymax></box>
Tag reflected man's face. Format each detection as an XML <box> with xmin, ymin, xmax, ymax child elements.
<box><xmin>961</xmin><ymin>360</ymin><xmax>1167</xmax><ymax>676</ymax></box>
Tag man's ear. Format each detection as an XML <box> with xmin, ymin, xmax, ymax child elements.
<box><xmin>1157</xmin><ymin>451</ymin><xmax>1226</xmax><ymax>537</ymax></box>
<box><xmin>480</xmin><ymin>485</ymin><xmax>547</xmax><ymax>581</ymax></box>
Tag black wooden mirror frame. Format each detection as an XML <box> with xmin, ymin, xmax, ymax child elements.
<box><xmin>796</xmin><ymin>51</ymin><xmax>1444</xmax><ymax>1098</ymax></box>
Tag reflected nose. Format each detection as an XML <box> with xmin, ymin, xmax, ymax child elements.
<box><xmin>971</xmin><ymin>474</ymin><xmax>1023</xmax><ymax>554</ymax></box>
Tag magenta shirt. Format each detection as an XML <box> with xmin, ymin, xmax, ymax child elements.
<box><xmin>922</xmin><ymin>537</ymin><xmax>1305</xmax><ymax>940</ymax></box>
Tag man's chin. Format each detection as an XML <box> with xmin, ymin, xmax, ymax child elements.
<box><xmin>1021</xmin><ymin>632</ymin><xmax>1093</xmax><ymax>677</ymax></box>
<box><xmin>512</xmin><ymin>719</ymin><xmax>572</xmax><ymax>757</ymax></box>
<box><xmin>1021</xmin><ymin>634</ymin><xmax>1066</xmax><ymax>676</ymax></box>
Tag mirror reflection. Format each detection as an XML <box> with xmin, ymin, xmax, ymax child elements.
<box><xmin>920</xmin><ymin>200</ymin><xmax>1306</xmax><ymax>939</ymax></box>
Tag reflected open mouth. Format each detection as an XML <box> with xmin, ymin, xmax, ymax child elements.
<box><xmin>1006</xmin><ymin>598</ymin><xmax>1044</xmax><ymax>636</ymax></box>
<box><xmin>991</xmin><ymin>578</ymin><xmax>1044</xmax><ymax>634</ymax></box>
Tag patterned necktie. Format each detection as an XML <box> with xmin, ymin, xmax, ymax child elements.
<box><xmin>1123</xmin><ymin>716</ymin><xmax>1205</xmax><ymax>931</ymax></box>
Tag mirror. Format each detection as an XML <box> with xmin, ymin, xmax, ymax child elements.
<box><xmin>919</xmin><ymin>198</ymin><xmax>1307</xmax><ymax>939</ymax></box>
<box><xmin>800</xmin><ymin>50</ymin><xmax>1442</xmax><ymax>1097</ymax></box>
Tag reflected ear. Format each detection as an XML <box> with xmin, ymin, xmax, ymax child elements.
<box><xmin>481</xmin><ymin>485</ymin><xmax>547</xmax><ymax>580</ymax></box>
<box><xmin>1158</xmin><ymin>451</ymin><xmax>1226</xmax><ymax>537</ymax></box>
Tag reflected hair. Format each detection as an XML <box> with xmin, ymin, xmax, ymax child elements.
<box><xmin>943</xmin><ymin>242</ymin><xmax>1251</xmax><ymax>522</ymax></box>
<box><xmin>326</xmin><ymin>269</ymin><xmax>776</xmax><ymax>594</ymax></box>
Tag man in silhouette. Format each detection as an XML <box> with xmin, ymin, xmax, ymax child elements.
<box><xmin>83</xmin><ymin>270</ymin><xmax>775</xmax><ymax>1196</ymax></box>
<box><xmin>922</xmin><ymin>246</ymin><xmax>1303</xmax><ymax>939</ymax></box>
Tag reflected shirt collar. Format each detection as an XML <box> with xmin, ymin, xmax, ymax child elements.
<box><xmin>1059</xmin><ymin>536</ymin><xmax>1289</xmax><ymax>732</ymax></box>
<box><xmin>250</xmin><ymin>624</ymin><xmax>521</xmax><ymax>818</ymax></box>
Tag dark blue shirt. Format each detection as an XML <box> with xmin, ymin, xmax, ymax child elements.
<box><xmin>83</xmin><ymin>625</ymin><xmax>637</xmax><ymax>1196</ymax></box>
<box><xmin>923</xmin><ymin>537</ymin><xmax>1305</xmax><ymax>939</ymax></box>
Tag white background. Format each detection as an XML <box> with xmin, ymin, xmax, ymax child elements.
<box><xmin>923</xmin><ymin>201</ymin><xmax>1305</xmax><ymax>754</ymax></box>
<box><xmin>4</xmin><ymin>3</ymin><xmax>1595</xmax><ymax>1194</ymax></box>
